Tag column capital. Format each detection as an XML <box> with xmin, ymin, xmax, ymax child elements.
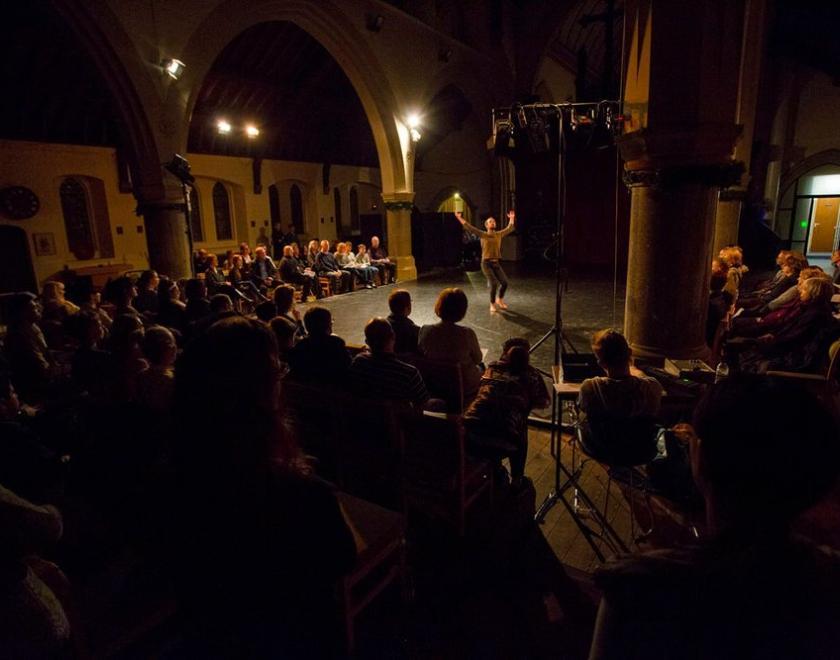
<box><xmin>381</xmin><ymin>191</ymin><xmax>415</xmax><ymax>210</ymax></box>
<box><xmin>618</xmin><ymin>124</ymin><xmax>743</xmax><ymax>170</ymax></box>
<box><xmin>622</xmin><ymin>161</ymin><xmax>745</xmax><ymax>191</ymax></box>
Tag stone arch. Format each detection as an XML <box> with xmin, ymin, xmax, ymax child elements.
<box><xmin>779</xmin><ymin>149</ymin><xmax>840</xmax><ymax>197</ymax></box>
<box><xmin>176</xmin><ymin>0</ymin><xmax>408</xmax><ymax>194</ymax></box>
<box><xmin>428</xmin><ymin>186</ymin><xmax>478</xmax><ymax>214</ymax></box>
<box><xmin>51</xmin><ymin>1</ymin><xmax>164</xmax><ymax>200</ymax></box>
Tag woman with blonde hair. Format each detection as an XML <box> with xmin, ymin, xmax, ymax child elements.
<box><xmin>41</xmin><ymin>281</ymin><xmax>79</xmax><ymax>322</ymax></box>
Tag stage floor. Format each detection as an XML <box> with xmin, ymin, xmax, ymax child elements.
<box><xmin>309</xmin><ymin>263</ymin><xmax>626</xmax><ymax>376</ymax></box>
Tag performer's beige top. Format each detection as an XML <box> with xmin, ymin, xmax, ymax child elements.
<box><xmin>462</xmin><ymin>222</ymin><xmax>514</xmax><ymax>261</ymax></box>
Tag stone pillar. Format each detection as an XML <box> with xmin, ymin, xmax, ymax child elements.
<box><xmin>621</xmin><ymin>151</ymin><xmax>743</xmax><ymax>360</ymax></box>
<box><xmin>137</xmin><ymin>194</ymin><xmax>192</xmax><ymax>281</ymax></box>
<box><xmin>382</xmin><ymin>193</ymin><xmax>418</xmax><ymax>282</ymax></box>
<box><xmin>713</xmin><ymin>190</ymin><xmax>745</xmax><ymax>255</ymax></box>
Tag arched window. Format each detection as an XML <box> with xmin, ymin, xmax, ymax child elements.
<box><xmin>349</xmin><ymin>186</ymin><xmax>360</xmax><ymax>231</ymax></box>
<box><xmin>334</xmin><ymin>187</ymin><xmax>343</xmax><ymax>232</ymax></box>
<box><xmin>189</xmin><ymin>185</ymin><xmax>203</xmax><ymax>242</ymax></box>
<box><xmin>290</xmin><ymin>184</ymin><xmax>304</xmax><ymax>234</ymax></box>
<box><xmin>268</xmin><ymin>184</ymin><xmax>281</xmax><ymax>225</ymax></box>
<box><xmin>212</xmin><ymin>182</ymin><xmax>233</xmax><ymax>241</ymax></box>
<box><xmin>60</xmin><ymin>177</ymin><xmax>95</xmax><ymax>260</ymax></box>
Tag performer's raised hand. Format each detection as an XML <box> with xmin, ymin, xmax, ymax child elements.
<box><xmin>507</xmin><ymin>209</ymin><xmax>516</xmax><ymax>224</ymax></box>
<box><xmin>454</xmin><ymin>211</ymin><xmax>466</xmax><ymax>225</ymax></box>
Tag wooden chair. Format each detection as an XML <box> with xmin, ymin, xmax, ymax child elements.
<box><xmin>403</xmin><ymin>355</ymin><xmax>467</xmax><ymax>413</ymax></box>
<box><xmin>337</xmin><ymin>491</ymin><xmax>407</xmax><ymax>654</ymax></box>
<box><xmin>402</xmin><ymin>411</ymin><xmax>494</xmax><ymax>536</ymax></box>
<box><xmin>319</xmin><ymin>276</ymin><xmax>333</xmax><ymax>297</ymax></box>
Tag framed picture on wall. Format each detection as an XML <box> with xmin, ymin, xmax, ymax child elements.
<box><xmin>33</xmin><ymin>232</ymin><xmax>56</xmax><ymax>256</ymax></box>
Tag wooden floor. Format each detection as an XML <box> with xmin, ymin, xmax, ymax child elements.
<box><xmin>526</xmin><ymin>425</ymin><xmax>637</xmax><ymax>574</ymax></box>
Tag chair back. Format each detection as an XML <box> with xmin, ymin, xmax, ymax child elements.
<box><xmin>403</xmin><ymin>354</ymin><xmax>465</xmax><ymax>412</ymax></box>
<box><xmin>578</xmin><ymin>413</ymin><xmax>661</xmax><ymax>467</ymax></box>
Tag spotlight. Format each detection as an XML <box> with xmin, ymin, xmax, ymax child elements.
<box><xmin>216</xmin><ymin>119</ymin><xmax>232</xmax><ymax>135</ymax></box>
<box><xmin>245</xmin><ymin>125</ymin><xmax>260</xmax><ymax>138</ymax></box>
<box><xmin>161</xmin><ymin>58</ymin><xmax>185</xmax><ymax>80</ymax></box>
<box><xmin>453</xmin><ymin>192</ymin><xmax>460</xmax><ymax>199</ymax></box>
<box><xmin>406</xmin><ymin>114</ymin><xmax>421</xmax><ymax>130</ymax></box>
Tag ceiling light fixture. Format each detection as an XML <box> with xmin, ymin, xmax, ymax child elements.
<box><xmin>161</xmin><ymin>58</ymin><xmax>185</xmax><ymax>80</ymax></box>
<box><xmin>216</xmin><ymin>119</ymin><xmax>232</xmax><ymax>135</ymax></box>
<box><xmin>245</xmin><ymin>125</ymin><xmax>260</xmax><ymax>138</ymax></box>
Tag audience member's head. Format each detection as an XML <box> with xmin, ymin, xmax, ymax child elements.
<box><xmin>269</xmin><ymin>317</ymin><xmax>297</xmax><ymax>354</ymax></box>
<box><xmin>308</xmin><ymin>239</ymin><xmax>319</xmax><ymax>254</ymax></box>
<box><xmin>176</xmin><ymin>316</ymin><xmax>300</xmax><ymax>479</ymax></box>
<box><xmin>720</xmin><ymin>246</ymin><xmax>744</xmax><ymax>268</ymax></box>
<box><xmin>207</xmin><ymin>254</ymin><xmax>219</xmax><ymax>269</ymax></box>
<box><xmin>710</xmin><ymin>258</ymin><xmax>728</xmax><ymax>277</ymax></box>
<box><xmin>157</xmin><ymin>276</ymin><xmax>177</xmax><ymax>305</ymax></box>
<box><xmin>776</xmin><ymin>249</ymin><xmax>791</xmax><ymax>267</ymax></box>
<box><xmin>255</xmin><ymin>301</ymin><xmax>276</xmax><ymax>323</ymax></box>
<box><xmin>273</xmin><ymin>285</ymin><xmax>295</xmax><ymax>315</ymax></box>
<box><xmin>143</xmin><ymin>325</ymin><xmax>177</xmax><ymax>368</ymax></box>
<box><xmin>72</xmin><ymin>310</ymin><xmax>105</xmax><ymax>348</ymax></box>
<box><xmin>282</xmin><ymin>245</ymin><xmax>293</xmax><ymax>258</ymax></box>
<box><xmin>239</xmin><ymin>242</ymin><xmax>250</xmax><ymax>255</ymax></box>
<box><xmin>319</xmin><ymin>240</ymin><xmax>330</xmax><ymax>253</ymax></box>
<box><xmin>292</xmin><ymin>243</ymin><xmax>301</xmax><ymax>257</ymax></box>
<box><xmin>798</xmin><ymin>266</ymin><xmax>830</xmax><ymax>284</ymax></box>
<box><xmin>184</xmin><ymin>278</ymin><xmax>207</xmax><ymax>301</ymax></box>
<box><xmin>691</xmin><ymin>377</ymin><xmax>839</xmax><ymax>531</ymax></box>
<box><xmin>500</xmin><ymin>337</ymin><xmax>531</xmax><ymax>374</ymax></box>
<box><xmin>799</xmin><ymin>277</ymin><xmax>833</xmax><ymax>306</ymax></box>
<box><xmin>783</xmin><ymin>252</ymin><xmax>807</xmax><ymax>276</ymax></box>
<box><xmin>591</xmin><ymin>329</ymin><xmax>631</xmax><ymax>375</ymax></box>
<box><xmin>210</xmin><ymin>294</ymin><xmax>233</xmax><ymax>314</ymax></box>
<box><xmin>303</xmin><ymin>306</ymin><xmax>332</xmax><ymax>338</ymax></box>
<box><xmin>254</xmin><ymin>247</ymin><xmax>267</xmax><ymax>260</ymax></box>
<box><xmin>108</xmin><ymin>276</ymin><xmax>138</xmax><ymax>308</ymax></box>
<box><xmin>364</xmin><ymin>318</ymin><xmax>395</xmax><ymax>354</ymax></box>
<box><xmin>41</xmin><ymin>281</ymin><xmax>67</xmax><ymax>304</ymax></box>
<box><xmin>231</xmin><ymin>254</ymin><xmax>243</xmax><ymax>269</ymax></box>
<box><xmin>434</xmin><ymin>287</ymin><xmax>468</xmax><ymax>323</ymax></box>
<box><xmin>388</xmin><ymin>289</ymin><xmax>412</xmax><ymax>317</ymax></box>
<box><xmin>357</xmin><ymin>244</ymin><xmax>367</xmax><ymax>255</ymax></box>
<box><xmin>138</xmin><ymin>270</ymin><xmax>159</xmax><ymax>291</ymax></box>
<box><xmin>5</xmin><ymin>292</ymin><xmax>40</xmax><ymax>326</ymax></box>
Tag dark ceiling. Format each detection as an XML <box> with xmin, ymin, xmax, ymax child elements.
<box><xmin>771</xmin><ymin>0</ymin><xmax>840</xmax><ymax>79</ymax></box>
<box><xmin>0</xmin><ymin>2</ymin><xmax>124</xmax><ymax>148</ymax></box>
<box><xmin>188</xmin><ymin>21</ymin><xmax>378</xmax><ymax>167</ymax></box>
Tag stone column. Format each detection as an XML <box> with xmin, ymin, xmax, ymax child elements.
<box><xmin>621</xmin><ymin>155</ymin><xmax>742</xmax><ymax>360</ymax></box>
<box><xmin>382</xmin><ymin>193</ymin><xmax>418</xmax><ymax>282</ymax></box>
<box><xmin>137</xmin><ymin>193</ymin><xmax>192</xmax><ymax>281</ymax></box>
<box><xmin>713</xmin><ymin>190</ymin><xmax>745</xmax><ymax>255</ymax></box>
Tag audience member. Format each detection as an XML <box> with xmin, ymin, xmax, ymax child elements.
<box><xmin>588</xmin><ymin>377</ymin><xmax>840</xmax><ymax>660</ymax></box>
<box><xmin>239</xmin><ymin>242</ymin><xmax>253</xmax><ymax>267</ymax></box>
<box><xmin>3</xmin><ymin>293</ymin><xmax>53</xmax><ymax>403</ymax></box>
<box><xmin>106</xmin><ymin>315</ymin><xmax>148</xmax><ymax>402</ymax></box>
<box><xmin>41</xmin><ymin>281</ymin><xmax>79</xmax><ymax>324</ymax></box>
<box><xmin>719</xmin><ymin>246</ymin><xmax>748</xmax><ymax>298</ymax></box>
<box><xmin>369</xmin><ymin>235</ymin><xmax>396</xmax><ymax>284</ymax></box>
<box><xmin>134</xmin><ymin>270</ymin><xmax>160</xmax><ymax>315</ymax></box>
<box><xmin>387</xmin><ymin>289</ymin><xmax>420</xmax><ymax>354</ymax></box>
<box><xmin>70</xmin><ymin>310</ymin><xmax>109</xmax><ymax>398</ymax></box>
<box><xmin>173</xmin><ymin>317</ymin><xmax>355</xmax><ymax>656</ymax></box>
<box><xmin>355</xmin><ymin>244</ymin><xmax>380</xmax><ymax>286</ymax></box>
<box><xmin>194</xmin><ymin>248</ymin><xmax>210</xmax><ymax>274</ymax></box>
<box><xmin>336</xmin><ymin>242</ymin><xmax>375</xmax><ymax>288</ymax></box>
<box><xmin>349</xmin><ymin>318</ymin><xmax>429</xmax><ymax>408</ymax></box>
<box><xmin>706</xmin><ymin>272</ymin><xmax>734</xmax><ymax>347</ymax></box>
<box><xmin>279</xmin><ymin>245</ymin><xmax>320</xmax><ymax>300</ymax></box>
<box><xmin>315</xmin><ymin>240</ymin><xmax>352</xmax><ymax>293</ymax></box>
<box><xmin>156</xmin><ymin>277</ymin><xmax>187</xmax><ymax>334</ymax></box>
<box><xmin>287</xmin><ymin>306</ymin><xmax>351</xmax><ymax>383</ymax></box>
<box><xmin>418</xmin><ymin>288</ymin><xmax>483</xmax><ymax>396</ymax></box>
<box><xmin>136</xmin><ymin>325</ymin><xmax>177</xmax><ymax>413</ymax></box>
<box><xmin>255</xmin><ymin>300</ymin><xmax>277</xmax><ymax>323</ymax></box>
<box><xmin>183</xmin><ymin>278</ymin><xmax>211</xmax><ymax>326</ymax></box>
<box><xmin>273</xmin><ymin>285</ymin><xmax>306</xmax><ymax>342</ymax></box>
<box><xmin>250</xmin><ymin>246</ymin><xmax>278</xmax><ymax>289</ymax></box>
<box><xmin>78</xmin><ymin>284</ymin><xmax>112</xmax><ymax>330</ymax></box>
<box><xmin>463</xmin><ymin>338</ymin><xmax>550</xmax><ymax>488</ymax></box>
<box><xmin>107</xmin><ymin>276</ymin><xmax>141</xmax><ymax>320</ymax></box>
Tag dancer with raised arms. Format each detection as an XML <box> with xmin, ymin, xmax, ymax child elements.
<box><xmin>455</xmin><ymin>209</ymin><xmax>516</xmax><ymax>313</ymax></box>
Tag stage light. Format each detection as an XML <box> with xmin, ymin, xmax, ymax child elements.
<box><xmin>245</xmin><ymin>125</ymin><xmax>260</xmax><ymax>138</ymax></box>
<box><xmin>407</xmin><ymin>114</ymin><xmax>421</xmax><ymax>129</ymax></box>
<box><xmin>453</xmin><ymin>192</ymin><xmax>461</xmax><ymax>199</ymax></box>
<box><xmin>161</xmin><ymin>58</ymin><xmax>185</xmax><ymax>80</ymax></box>
<box><xmin>216</xmin><ymin>119</ymin><xmax>232</xmax><ymax>135</ymax></box>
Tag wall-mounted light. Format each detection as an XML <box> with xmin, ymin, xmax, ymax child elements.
<box><xmin>216</xmin><ymin>119</ymin><xmax>232</xmax><ymax>135</ymax></box>
<box><xmin>245</xmin><ymin>125</ymin><xmax>260</xmax><ymax>138</ymax></box>
<box><xmin>161</xmin><ymin>58</ymin><xmax>185</xmax><ymax>80</ymax></box>
<box><xmin>453</xmin><ymin>192</ymin><xmax>461</xmax><ymax>199</ymax></box>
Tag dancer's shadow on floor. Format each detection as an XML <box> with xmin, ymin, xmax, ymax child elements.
<box><xmin>497</xmin><ymin>309</ymin><xmax>553</xmax><ymax>336</ymax></box>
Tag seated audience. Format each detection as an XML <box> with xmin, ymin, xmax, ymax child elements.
<box><xmin>719</xmin><ymin>246</ymin><xmax>748</xmax><ymax>298</ymax></box>
<box><xmin>349</xmin><ymin>318</ymin><xmax>429</xmax><ymax>408</ymax></box>
<box><xmin>369</xmin><ymin>235</ymin><xmax>397</xmax><ymax>284</ymax></box>
<box><xmin>387</xmin><ymin>289</ymin><xmax>420</xmax><ymax>354</ymax></box>
<box><xmin>418</xmin><ymin>288</ymin><xmax>483</xmax><ymax>396</ymax></box>
<box><xmin>752</xmin><ymin>249</ymin><xmax>791</xmax><ymax>294</ymax></box>
<box><xmin>173</xmin><ymin>317</ymin><xmax>356</xmax><ymax>656</ymax></box>
<box><xmin>741</xmin><ymin>253</ymin><xmax>803</xmax><ymax>314</ymax></box>
<box><xmin>305</xmin><ymin>240</ymin><xmax>320</xmax><ymax>270</ymax></box>
<box><xmin>578</xmin><ymin>329</ymin><xmax>664</xmax><ymax>420</ymax></box>
<box><xmin>239</xmin><ymin>242</ymin><xmax>253</xmax><ymax>267</ymax></box>
<box><xmin>336</xmin><ymin>242</ymin><xmax>375</xmax><ymax>288</ymax></box>
<box><xmin>273</xmin><ymin>285</ymin><xmax>306</xmax><ymax>343</ymax></box>
<box><xmin>134</xmin><ymin>270</ymin><xmax>160</xmax><ymax>316</ymax></box>
<box><xmin>228</xmin><ymin>254</ymin><xmax>264</xmax><ymax>302</ymax></box>
<box><xmin>194</xmin><ymin>248</ymin><xmax>210</xmax><ymax>274</ymax></box>
<box><xmin>463</xmin><ymin>338</ymin><xmax>550</xmax><ymax>488</ymax></box>
<box><xmin>156</xmin><ymin>277</ymin><xmax>187</xmax><ymax>334</ymax></box>
<box><xmin>315</xmin><ymin>240</ymin><xmax>352</xmax><ymax>294</ymax></box>
<box><xmin>106</xmin><ymin>315</ymin><xmax>148</xmax><ymax>402</ymax></box>
<box><xmin>279</xmin><ymin>245</ymin><xmax>320</xmax><ymax>300</ymax></box>
<box><xmin>136</xmin><ymin>325</ymin><xmax>177</xmax><ymax>412</ymax></box>
<box><xmin>193</xmin><ymin>294</ymin><xmax>237</xmax><ymax>337</ymax></box>
<box><xmin>250</xmin><ymin>246</ymin><xmax>279</xmax><ymax>289</ymax></box>
<box><xmin>107</xmin><ymin>276</ymin><xmax>141</xmax><ymax>320</ymax></box>
<box><xmin>588</xmin><ymin>377</ymin><xmax>840</xmax><ymax>660</ymax></box>
<box><xmin>706</xmin><ymin>272</ymin><xmax>734</xmax><ymax>348</ymax></box>
<box><xmin>70</xmin><ymin>310</ymin><xmax>109</xmax><ymax>398</ymax></box>
<box><xmin>287</xmin><ymin>306</ymin><xmax>351</xmax><ymax>383</ymax></box>
<box><xmin>355</xmin><ymin>244</ymin><xmax>380</xmax><ymax>286</ymax></box>
<box><xmin>41</xmin><ymin>281</ymin><xmax>79</xmax><ymax>324</ymax></box>
<box><xmin>3</xmin><ymin>293</ymin><xmax>53</xmax><ymax>403</ymax></box>
<box><xmin>183</xmin><ymin>278</ymin><xmax>211</xmax><ymax>326</ymax></box>
<box><xmin>204</xmin><ymin>254</ymin><xmax>246</xmax><ymax>306</ymax></box>
<box><xmin>0</xmin><ymin>483</ymin><xmax>71</xmax><ymax>658</ymax></box>
<box><xmin>78</xmin><ymin>284</ymin><xmax>112</xmax><ymax>331</ymax></box>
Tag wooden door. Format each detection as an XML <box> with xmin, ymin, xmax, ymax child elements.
<box><xmin>810</xmin><ymin>197</ymin><xmax>840</xmax><ymax>253</ymax></box>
